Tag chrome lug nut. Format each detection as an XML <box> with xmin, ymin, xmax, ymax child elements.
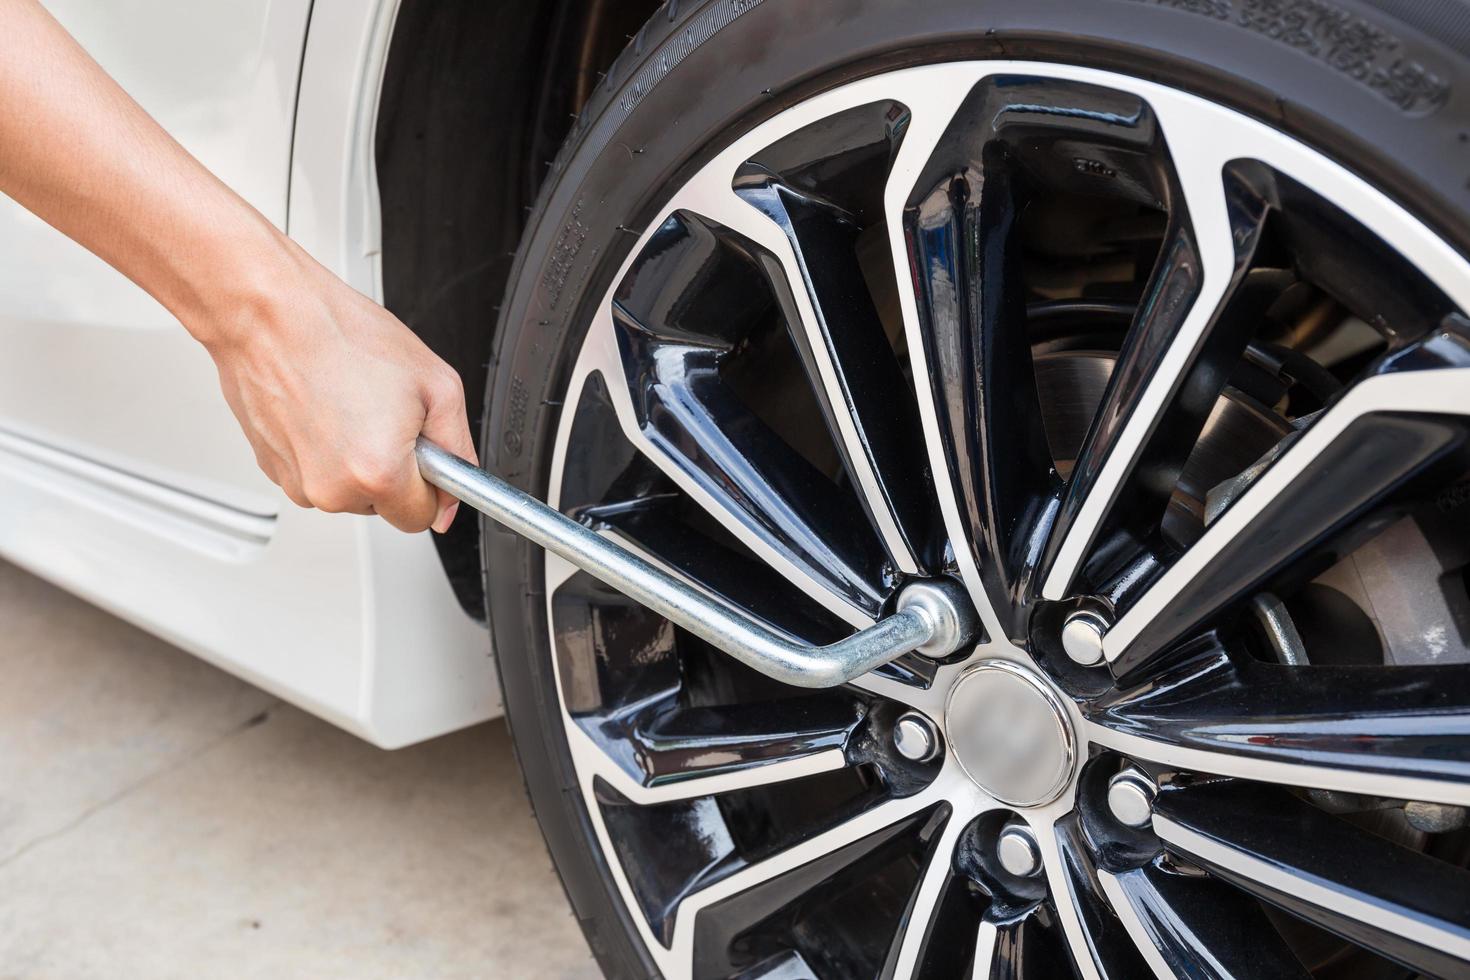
<box><xmin>897</xmin><ymin>579</ymin><xmax>979</xmax><ymax>659</ymax></box>
<box><xmin>1107</xmin><ymin>768</ymin><xmax>1158</xmax><ymax>828</ymax></box>
<box><xmin>1061</xmin><ymin>607</ymin><xmax>1110</xmax><ymax>666</ymax></box>
<box><xmin>892</xmin><ymin>712</ymin><xmax>940</xmax><ymax>763</ymax></box>
<box><xmin>996</xmin><ymin>824</ymin><xmax>1042</xmax><ymax>877</ymax></box>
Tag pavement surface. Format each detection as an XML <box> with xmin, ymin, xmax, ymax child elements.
<box><xmin>0</xmin><ymin>560</ymin><xmax>600</xmax><ymax>979</ymax></box>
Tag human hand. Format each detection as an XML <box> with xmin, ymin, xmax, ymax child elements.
<box><xmin>201</xmin><ymin>246</ymin><xmax>477</xmax><ymax>534</ymax></box>
<box><xmin>0</xmin><ymin>0</ymin><xmax>475</xmax><ymax>532</ymax></box>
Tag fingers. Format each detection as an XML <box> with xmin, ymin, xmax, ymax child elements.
<box><xmin>421</xmin><ymin>364</ymin><xmax>477</xmax><ymax>464</ymax></box>
<box><xmin>262</xmin><ymin>367</ymin><xmax>471</xmax><ymax>534</ymax></box>
<box><xmin>255</xmin><ymin>424</ymin><xmax>425</xmax><ymax>527</ymax></box>
<box><xmin>419</xmin><ymin>364</ymin><xmax>476</xmax><ymax>534</ymax></box>
<box><xmin>327</xmin><ymin>362</ymin><xmax>472</xmax><ymax>534</ymax></box>
<box><xmin>345</xmin><ymin>442</ymin><xmax>439</xmax><ymax>532</ymax></box>
<box><xmin>245</xmin><ymin>420</ymin><xmax>382</xmax><ymax>519</ymax></box>
<box><xmin>210</xmin><ymin>287</ymin><xmax>476</xmax><ymax>534</ymax></box>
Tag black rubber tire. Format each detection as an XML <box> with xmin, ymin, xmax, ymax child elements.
<box><xmin>479</xmin><ymin>2</ymin><xmax>1470</xmax><ymax>976</ymax></box>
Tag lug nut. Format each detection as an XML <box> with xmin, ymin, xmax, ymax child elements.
<box><xmin>1061</xmin><ymin>608</ymin><xmax>1110</xmax><ymax>666</ymax></box>
<box><xmin>996</xmin><ymin>824</ymin><xmax>1042</xmax><ymax>877</ymax></box>
<box><xmin>892</xmin><ymin>712</ymin><xmax>939</xmax><ymax>763</ymax></box>
<box><xmin>1107</xmin><ymin>768</ymin><xmax>1158</xmax><ymax>828</ymax></box>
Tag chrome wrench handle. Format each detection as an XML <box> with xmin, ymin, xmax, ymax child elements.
<box><xmin>415</xmin><ymin>438</ymin><xmax>977</xmax><ymax>688</ymax></box>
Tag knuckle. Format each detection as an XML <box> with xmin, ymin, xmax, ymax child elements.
<box><xmin>348</xmin><ymin>454</ymin><xmax>401</xmax><ymax>499</ymax></box>
<box><xmin>387</xmin><ymin>512</ymin><xmax>430</xmax><ymax>534</ymax></box>
<box><xmin>303</xmin><ymin>476</ymin><xmax>356</xmax><ymax>514</ymax></box>
<box><xmin>283</xmin><ymin>484</ymin><xmax>311</xmax><ymax>510</ymax></box>
<box><xmin>310</xmin><ymin>491</ymin><xmax>349</xmax><ymax>514</ymax></box>
<box><xmin>433</xmin><ymin>367</ymin><xmax>464</xmax><ymax>402</ymax></box>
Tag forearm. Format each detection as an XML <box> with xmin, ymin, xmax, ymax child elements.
<box><xmin>0</xmin><ymin>0</ymin><xmax>294</xmax><ymax>345</ymax></box>
<box><xmin>0</xmin><ymin>0</ymin><xmax>476</xmax><ymax>533</ymax></box>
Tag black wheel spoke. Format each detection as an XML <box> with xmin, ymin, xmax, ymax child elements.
<box><xmin>1050</xmin><ymin>815</ymin><xmax>1153</xmax><ymax>980</ymax></box>
<box><xmin>1099</xmin><ymin>860</ymin><xmax>1308</xmax><ymax>979</ymax></box>
<box><xmin>1042</xmin><ymin>166</ymin><xmax>1287</xmax><ymax>608</ymax></box>
<box><xmin>1105</xmin><ymin>324</ymin><xmax>1470</xmax><ymax>677</ymax></box>
<box><xmin>1153</xmin><ymin>780</ymin><xmax>1470</xmax><ymax>977</ymax></box>
<box><xmin>907</xmin><ymin>153</ymin><xmax>1053</xmax><ymax>638</ymax></box>
<box><xmin>737</xmin><ymin>141</ymin><xmax>940</xmax><ymax>572</ymax></box>
<box><xmin>560</xmin><ymin>368</ymin><xmax>865</xmax><ymax>644</ymax></box>
<box><xmin>904</xmin><ymin>77</ymin><xmax>1189</xmax><ymax>636</ymax></box>
<box><xmin>632</xmin><ymin>699</ymin><xmax>865</xmax><ymax>789</ymax></box>
<box><xmin>1089</xmin><ymin>653</ymin><xmax>1470</xmax><ymax>805</ymax></box>
<box><xmin>1040</xmin><ymin>219</ymin><xmax>1206</xmax><ymax>597</ymax></box>
<box><xmin>610</xmin><ymin>208</ymin><xmax>895</xmax><ymax>618</ymax></box>
<box><xmin>972</xmin><ymin>905</ymin><xmax>1072</xmax><ymax>980</ymax></box>
<box><xmin>689</xmin><ymin>802</ymin><xmax>951</xmax><ymax>979</ymax></box>
<box><xmin>877</xmin><ymin>814</ymin><xmax>968</xmax><ymax>979</ymax></box>
<box><xmin>1110</xmin><ymin>411</ymin><xmax>1469</xmax><ymax>676</ymax></box>
<box><xmin>769</xmin><ymin>189</ymin><xmax>937</xmax><ymax>574</ymax></box>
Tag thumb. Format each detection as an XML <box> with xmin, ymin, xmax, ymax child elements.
<box><xmin>420</xmin><ymin>366</ymin><xmax>477</xmax><ymax>534</ymax></box>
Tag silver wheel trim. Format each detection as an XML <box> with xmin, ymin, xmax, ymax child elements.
<box><xmin>536</xmin><ymin>60</ymin><xmax>1470</xmax><ymax>979</ymax></box>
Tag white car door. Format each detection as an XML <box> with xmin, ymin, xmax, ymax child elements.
<box><xmin>0</xmin><ymin>0</ymin><xmax>310</xmax><ymax>512</ymax></box>
<box><xmin>0</xmin><ymin>0</ymin><xmax>498</xmax><ymax>747</ymax></box>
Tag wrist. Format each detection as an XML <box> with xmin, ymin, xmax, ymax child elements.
<box><xmin>169</xmin><ymin>207</ymin><xmax>316</xmax><ymax>355</ymax></box>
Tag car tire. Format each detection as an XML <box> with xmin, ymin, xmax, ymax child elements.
<box><xmin>481</xmin><ymin>1</ymin><xmax>1470</xmax><ymax>977</ymax></box>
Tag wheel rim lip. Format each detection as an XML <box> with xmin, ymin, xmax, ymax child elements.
<box><xmin>534</xmin><ymin>56</ymin><xmax>1470</xmax><ymax>980</ymax></box>
<box><xmin>944</xmin><ymin>660</ymin><xmax>1077</xmax><ymax>808</ymax></box>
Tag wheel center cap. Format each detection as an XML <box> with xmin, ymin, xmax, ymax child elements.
<box><xmin>945</xmin><ymin>660</ymin><xmax>1075</xmax><ymax>807</ymax></box>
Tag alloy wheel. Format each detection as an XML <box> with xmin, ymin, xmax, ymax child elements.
<box><xmin>541</xmin><ymin>62</ymin><xmax>1470</xmax><ymax>979</ymax></box>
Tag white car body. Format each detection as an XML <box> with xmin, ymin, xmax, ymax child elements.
<box><xmin>0</xmin><ymin>0</ymin><xmax>498</xmax><ymax>748</ymax></box>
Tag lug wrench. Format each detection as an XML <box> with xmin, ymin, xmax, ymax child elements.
<box><xmin>415</xmin><ymin>438</ymin><xmax>977</xmax><ymax>688</ymax></box>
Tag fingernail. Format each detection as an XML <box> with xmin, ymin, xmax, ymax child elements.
<box><xmin>432</xmin><ymin>501</ymin><xmax>459</xmax><ymax>534</ymax></box>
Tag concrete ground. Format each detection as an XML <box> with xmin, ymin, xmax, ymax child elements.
<box><xmin>0</xmin><ymin>560</ymin><xmax>600</xmax><ymax>979</ymax></box>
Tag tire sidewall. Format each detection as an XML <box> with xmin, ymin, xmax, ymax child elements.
<box><xmin>482</xmin><ymin>1</ymin><xmax>1470</xmax><ymax>975</ymax></box>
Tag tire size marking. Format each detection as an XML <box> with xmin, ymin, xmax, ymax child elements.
<box><xmin>504</xmin><ymin>375</ymin><xmax>529</xmax><ymax>458</ymax></box>
<box><xmin>543</xmin><ymin>200</ymin><xmax>589</xmax><ymax>312</ymax></box>
<box><xmin>1118</xmin><ymin>0</ymin><xmax>1451</xmax><ymax>116</ymax></box>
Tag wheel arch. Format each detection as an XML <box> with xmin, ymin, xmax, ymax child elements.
<box><xmin>374</xmin><ymin>0</ymin><xmax>663</xmax><ymax>618</ymax></box>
